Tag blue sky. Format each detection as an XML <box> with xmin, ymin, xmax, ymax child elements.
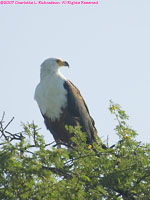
<box><xmin>0</xmin><ymin>0</ymin><xmax>150</xmax><ymax>145</ymax></box>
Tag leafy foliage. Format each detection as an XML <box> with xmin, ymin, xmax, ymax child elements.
<box><xmin>0</xmin><ymin>102</ymin><xmax>150</xmax><ymax>200</ymax></box>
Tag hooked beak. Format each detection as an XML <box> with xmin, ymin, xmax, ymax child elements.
<box><xmin>63</xmin><ymin>61</ymin><xmax>69</xmax><ymax>67</ymax></box>
<box><xmin>57</xmin><ymin>59</ymin><xmax>69</xmax><ymax>68</ymax></box>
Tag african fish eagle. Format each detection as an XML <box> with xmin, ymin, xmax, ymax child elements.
<box><xmin>34</xmin><ymin>58</ymin><xmax>98</xmax><ymax>146</ymax></box>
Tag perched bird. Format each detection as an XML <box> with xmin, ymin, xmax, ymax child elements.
<box><xmin>34</xmin><ymin>58</ymin><xmax>98</xmax><ymax>147</ymax></box>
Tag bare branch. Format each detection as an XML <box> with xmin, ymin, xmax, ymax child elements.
<box><xmin>1</xmin><ymin>112</ymin><xmax>5</xmax><ymax>122</ymax></box>
<box><xmin>3</xmin><ymin>117</ymin><xmax>14</xmax><ymax>131</ymax></box>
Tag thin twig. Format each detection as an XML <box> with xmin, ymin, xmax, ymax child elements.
<box><xmin>32</xmin><ymin>121</ymin><xmax>37</xmax><ymax>145</ymax></box>
<box><xmin>45</xmin><ymin>141</ymin><xmax>55</xmax><ymax>147</ymax></box>
<box><xmin>1</xmin><ymin>112</ymin><xmax>5</xmax><ymax>122</ymax></box>
<box><xmin>3</xmin><ymin>117</ymin><xmax>14</xmax><ymax>131</ymax></box>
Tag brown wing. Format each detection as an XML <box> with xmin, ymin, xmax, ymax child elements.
<box><xmin>63</xmin><ymin>80</ymin><xmax>98</xmax><ymax>144</ymax></box>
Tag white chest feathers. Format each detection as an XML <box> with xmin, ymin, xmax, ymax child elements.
<box><xmin>34</xmin><ymin>72</ymin><xmax>67</xmax><ymax>121</ymax></box>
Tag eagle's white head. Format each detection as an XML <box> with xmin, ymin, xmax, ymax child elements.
<box><xmin>40</xmin><ymin>58</ymin><xmax>69</xmax><ymax>80</ymax></box>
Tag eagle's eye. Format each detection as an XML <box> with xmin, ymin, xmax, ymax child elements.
<box><xmin>56</xmin><ymin>59</ymin><xmax>61</xmax><ymax>64</ymax></box>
